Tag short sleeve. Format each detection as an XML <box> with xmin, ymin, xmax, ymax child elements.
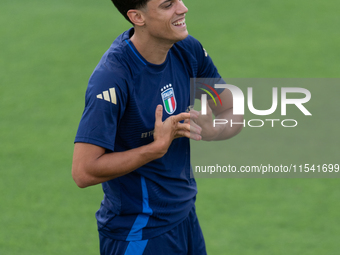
<box><xmin>193</xmin><ymin>39</ymin><xmax>220</xmax><ymax>79</ymax></box>
<box><xmin>189</xmin><ymin>38</ymin><xmax>225</xmax><ymax>99</ymax></box>
<box><xmin>74</xmin><ymin>64</ymin><xmax>128</xmax><ymax>152</ymax></box>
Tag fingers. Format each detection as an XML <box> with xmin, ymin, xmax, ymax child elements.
<box><xmin>155</xmin><ymin>105</ymin><xmax>163</xmax><ymax>126</ymax></box>
<box><xmin>176</xmin><ymin>122</ymin><xmax>201</xmax><ymax>135</ymax></box>
<box><xmin>184</xmin><ymin>110</ymin><xmax>199</xmax><ymax>124</ymax></box>
<box><xmin>189</xmin><ymin>109</ymin><xmax>200</xmax><ymax>120</ymax></box>
<box><xmin>171</xmin><ymin>112</ymin><xmax>191</xmax><ymax>123</ymax></box>
<box><xmin>189</xmin><ymin>120</ymin><xmax>202</xmax><ymax>134</ymax></box>
<box><xmin>176</xmin><ymin>120</ymin><xmax>202</xmax><ymax>135</ymax></box>
<box><xmin>154</xmin><ymin>105</ymin><xmax>202</xmax><ymax>141</ymax></box>
<box><xmin>173</xmin><ymin>110</ymin><xmax>203</xmax><ymax>140</ymax></box>
<box><xmin>175</xmin><ymin>129</ymin><xmax>202</xmax><ymax>141</ymax></box>
<box><xmin>175</xmin><ymin>122</ymin><xmax>202</xmax><ymax>141</ymax></box>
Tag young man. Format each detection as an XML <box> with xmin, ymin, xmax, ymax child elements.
<box><xmin>72</xmin><ymin>0</ymin><xmax>243</xmax><ymax>254</ymax></box>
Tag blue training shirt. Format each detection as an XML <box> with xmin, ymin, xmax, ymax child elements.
<box><xmin>75</xmin><ymin>28</ymin><xmax>221</xmax><ymax>241</ymax></box>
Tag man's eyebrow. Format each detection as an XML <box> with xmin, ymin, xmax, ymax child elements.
<box><xmin>159</xmin><ymin>0</ymin><xmax>172</xmax><ymax>7</ymax></box>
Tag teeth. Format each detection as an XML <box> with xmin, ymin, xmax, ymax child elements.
<box><xmin>173</xmin><ymin>19</ymin><xmax>185</xmax><ymax>26</ymax></box>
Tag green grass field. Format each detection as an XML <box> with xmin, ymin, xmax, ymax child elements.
<box><xmin>1</xmin><ymin>0</ymin><xmax>339</xmax><ymax>254</ymax></box>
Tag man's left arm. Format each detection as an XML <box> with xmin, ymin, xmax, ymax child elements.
<box><xmin>194</xmin><ymin>88</ymin><xmax>243</xmax><ymax>141</ymax></box>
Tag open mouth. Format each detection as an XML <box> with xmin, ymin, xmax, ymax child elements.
<box><xmin>172</xmin><ymin>18</ymin><xmax>186</xmax><ymax>27</ymax></box>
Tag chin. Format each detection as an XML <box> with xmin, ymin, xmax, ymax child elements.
<box><xmin>174</xmin><ymin>30</ymin><xmax>189</xmax><ymax>42</ymax></box>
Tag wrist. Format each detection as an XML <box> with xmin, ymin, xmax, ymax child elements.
<box><xmin>144</xmin><ymin>140</ymin><xmax>168</xmax><ymax>159</ymax></box>
<box><xmin>202</xmin><ymin>124</ymin><xmax>224</xmax><ymax>141</ymax></box>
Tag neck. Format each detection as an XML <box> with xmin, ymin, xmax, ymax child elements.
<box><xmin>130</xmin><ymin>28</ymin><xmax>173</xmax><ymax>65</ymax></box>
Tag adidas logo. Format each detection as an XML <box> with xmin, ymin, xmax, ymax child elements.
<box><xmin>203</xmin><ymin>48</ymin><xmax>208</xmax><ymax>57</ymax></box>
<box><xmin>96</xmin><ymin>88</ymin><xmax>117</xmax><ymax>104</ymax></box>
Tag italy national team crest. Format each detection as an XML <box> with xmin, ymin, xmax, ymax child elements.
<box><xmin>161</xmin><ymin>84</ymin><xmax>177</xmax><ymax>115</ymax></box>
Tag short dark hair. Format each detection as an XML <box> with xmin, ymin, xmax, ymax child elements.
<box><xmin>111</xmin><ymin>0</ymin><xmax>151</xmax><ymax>24</ymax></box>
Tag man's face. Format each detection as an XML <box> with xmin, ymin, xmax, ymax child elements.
<box><xmin>141</xmin><ymin>0</ymin><xmax>189</xmax><ymax>44</ymax></box>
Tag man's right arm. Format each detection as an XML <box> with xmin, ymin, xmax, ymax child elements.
<box><xmin>72</xmin><ymin>105</ymin><xmax>201</xmax><ymax>188</ymax></box>
<box><xmin>72</xmin><ymin>141</ymin><xmax>164</xmax><ymax>188</ymax></box>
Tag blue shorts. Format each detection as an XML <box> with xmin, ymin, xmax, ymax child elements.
<box><xmin>99</xmin><ymin>206</ymin><xmax>207</xmax><ymax>255</ymax></box>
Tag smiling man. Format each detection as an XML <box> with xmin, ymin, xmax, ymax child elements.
<box><xmin>72</xmin><ymin>0</ymin><xmax>242</xmax><ymax>254</ymax></box>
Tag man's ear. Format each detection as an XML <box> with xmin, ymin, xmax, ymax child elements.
<box><xmin>127</xmin><ymin>10</ymin><xmax>145</xmax><ymax>26</ymax></box>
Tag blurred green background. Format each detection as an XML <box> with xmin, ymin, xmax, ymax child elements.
<box><xmin>0</xmin><ymin>0</ymin><xmax>339</xmax><ymax>254</ymax></box>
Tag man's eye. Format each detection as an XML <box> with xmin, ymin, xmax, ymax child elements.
<box><xmin>165</xmin><ymin>3</ymin><xmax>173</xmax><ymax>8</ymax></box>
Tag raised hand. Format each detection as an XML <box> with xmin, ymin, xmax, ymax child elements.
<box><xmin>153</xmin><ymin>105</ymin><xmax>202</xmax><ymax>155</ymax></box>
